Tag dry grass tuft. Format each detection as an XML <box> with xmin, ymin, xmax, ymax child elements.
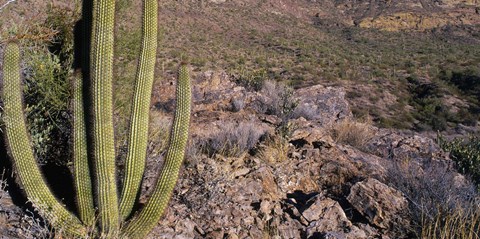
<box><xmin>422</xmin><ymin>207</ymin><xmax>480</xmax><ymax>239</ymax></box>
<box><xmin>147</xmin><ymin>110</ymin><xmax>172</xmax><ymax>157</ymax></box>
<box><xmin>259</xmin><ymin>135</ymin><xmax>290</xmax><ymax>164</ymax></box>
<box><xmin>204</xmin><ymin>120</ymin><xmax>264</xmax><ymax>158</ymax></box>
<box><xmin>330</xmin><ymin>116</ymin><xmax>375</xmax><ymax>148</ymax></box>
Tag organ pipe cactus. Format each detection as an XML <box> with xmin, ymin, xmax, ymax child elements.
<box><xmin>1</xmin><ymin>0</ymin><xmax>191</xmax><ymax>237</ymax></box>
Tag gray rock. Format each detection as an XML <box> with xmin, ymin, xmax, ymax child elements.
<box><xmin>304</xmin><ymin>197</ymin><xmax>353</xmax><ymax>238</ymax></box>
<box><xmin>347</xmin><ymin>178</ymin><xmax>408</xmax><ymax>229</ymax></box>
<box><xmin>294</xmin><ymin>85</ymin><xmax>352</xmax><ymax>126</ymax></box>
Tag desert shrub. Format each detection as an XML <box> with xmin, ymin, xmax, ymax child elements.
<box><xmin>23</xmin><ymin>49</ymin><xmax>72</xmax><ymax>165</ymax></box>
<box><xmin>147</xmin><ymin>110</ymin><xmax>172</xmax><ymax>158</ymax></box>
<box><xmin>407</xmin><ymin>77</ymin><xmax>453</xmax><ymax>131</ymax></box>
<box><xmin>330</xmin><ymin>117</ymin><xmax>374</xmax><ymax>149</ymax></box>
<box><xmin>440</xmin><ymin>68</ymin><xmax>480</xmax><ymax>98</ymax></box>
<box><xmin>411</xmin><ymin>97</ymin><xmax>451</xmax><ymax>131</ymax></box>
<box><xmin>184</xmin><ymin>137</ymin><xmax>205</xmax><ymax>165</ymax></box>
<box><xmin>259</xmin><ymin>134</ymin><xmax>290</xmax><ymax>164</ymax></box>
<box><xmin>385</xmin><ymin>157</ymin><xmax>479</xmax><ymax>236</ymax></box>
<box><xmin>258</xmin><ymin>80</ymin><xmax>298</xmax><ymax>122</ymax></box>
<box><xmin>235</xmin><ymin>68</ymin><xmax>268</xmax><ymax>91</ymax></box>
<box><xmin>439</xmin><ymin>135</ymin><xmax>480</xmax><ymax>188</ymax></box>
<box><xmin>438</xmin><ymin>68</ymin><xmax>480</xmax><ymax>126</ymax></box>
<box><xmin>204</xmin><ymin>121</ymin><xmax>264</xmax><ymax>157</ymax></box>
<box><xmin>11</xmin><ymin>4</ymin><xmax>80</xmax><ymax>166</ymax></box>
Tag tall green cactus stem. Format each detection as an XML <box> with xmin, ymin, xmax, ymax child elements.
<box><xmin>122</xmin><ymin>64</ymin><xmax>191</xmax><ymax>239</ymax></box>
<box><xmin>119</xmin><ymin>0</ymin><xmax>158</xmax><ymax>220</ymax></box>
<box><xmin>72</xmin><ymin>72</ymin><xmax>95</xmax><ymax>226</ymax></box>
<box><xmin>2</xmin><ymin>43</ymin><xmax>86</xmax><ymax>237</ymax></box>
<box><xmin>90</xmin><ymin>0</ymin><xmax>119</xmax><ymax>234</ymax></box>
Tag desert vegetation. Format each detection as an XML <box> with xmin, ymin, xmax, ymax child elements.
<box><xmin>0</xmin><ymin>0</ymin><xmax>479</xmax><ymax>238</ymax></box>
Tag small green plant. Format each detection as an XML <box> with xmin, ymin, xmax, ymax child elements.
<box><xmin>24</xmin><ymin>48</ymin><xmax>71</xmax><ymax>165</ymax></box>
<box><xmin>439</xmin><ymin>135</ymin><xmax>480</xmax><ymax>188</ymax></box>
<box><xmin>1</xmin><ymin>0</ymin><xmax>191</xmax><ymax>238</ymax></box>
<box><xmin>235</xmin><ymin>68</ymin><xmax>268</xmax><ymax>91</ymax></box>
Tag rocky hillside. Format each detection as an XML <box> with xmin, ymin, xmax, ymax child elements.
<box><xmin>1</xmin><ymin>70</ymin><xmax>478</xmax><ymax>238</ymax></box>
<box><xmin>0</xmin><ymin>0</ymin><xmax>479</xmax><ymax>238</ymax></box>
<box><xmin>199</xmin><ymin>0</ymin><xmax>480</xmax><ymax>31</ymax></box>
<box><xmin>142</xmin><ymin>70</ymin><xmax>479</xmax><ymax>238</ymax></box>
<box><xmin>2</xmin><ymin>0</ymin><xmax>480</xmax><ymax>131</ymax></box>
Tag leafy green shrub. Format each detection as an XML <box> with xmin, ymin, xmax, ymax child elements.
<box><xmin>439</xmin><ymin>135</ymin><xmax>480</xmax><ymax>188</ymax></box>
<box><xmin>235</xmin><ymin>68</ymin><xmax>268</xmax><ymax>91</ymax></box>
<box><xmin>438</xmin><ymin>68</ymin><xmax>480</xmax><ymax>126</ymax></box>
<box><xmin>23</xmin><ymin>49</ymin><xmax>72</xmax><ymax>165</ymax></box>
<box><xmin>407</xmin><ymin>77</ymin><xmax>454</xmax><ymax>131</ymax></box>
<box><xmin>21</xmin><ymin>6</ymin><xmax>78</xmax><ymax>165</ymax></box>
<box><xmin>440</xmin><ymin>68</ymin><xmax>480</xmax><ymax>98</ymax></box>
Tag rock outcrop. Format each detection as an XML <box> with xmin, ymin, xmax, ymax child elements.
<box><xmin>143</xmin><ymin>71</ymin><xmax>476</xmax><ymax>238</ymax></box>
<box><xmin>1</xmin><ymin>71</ymin><xmax>477</xmax><ymax>238</ymax></box>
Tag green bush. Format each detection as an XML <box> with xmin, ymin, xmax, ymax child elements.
<box><xmin>235</xmin><ymin>68</ymin><xmax>268</xmax><ymax>91</ymax></box>
<box><xmin>22</xmin><ymin>5</ymin><xmax>78</xmax><ymax>165</ymax></box>
<box><xmin>439</xmin><ymin>135</ymin><xmax>480</xmax><ymax>188</ymax></box>
<box><xmin>407</xmin><ymin>77</ymin><xmax>458</xmax><ymax>131</ymax></box>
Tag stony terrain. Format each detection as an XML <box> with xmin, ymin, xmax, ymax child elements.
<box><xmin>0</xmin><ymin>0</ymin><xmax>479</xmax><ymax>238</ymax></box>
<box><xmin>138</xmin><ymin>70</ymin><xmax>477</xmax><ymax>238</ymax></box>
<box><xmin>0</xmin><ymin>68</ymin><xmax>477</xmax><ymax>238</ymax></box>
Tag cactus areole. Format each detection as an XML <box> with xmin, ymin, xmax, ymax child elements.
<box><xmin>1</xmin><ymin>0</ymin><xmax>191</xmax><ymax>238</ymax></box>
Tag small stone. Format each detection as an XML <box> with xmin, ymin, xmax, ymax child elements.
<box><xmin>260</xmin><ymin>200</ymin><xmax>271</xmax><ymax>215</ymax></box>
<box><xmin>232</xmin><ymin>168</ymin><xmax>250</xmax><ymax>178</ymax></box>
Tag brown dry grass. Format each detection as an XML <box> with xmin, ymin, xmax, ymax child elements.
<box><xmin>330</xmin><ymin>116</ymin><xmax>375</xmax><ymax>149</ymax></box>
<box><xmin>147</xmin><ymin>110</ymin><xmax>172</xmax><ymax>158</ymax></box>
<box><xmin>421</xmin><ymin>208</ymin><xmax>480</xmax><ymax>239</ymax></box>
<box><xmin>259</xmin><ymin>135</ymin><xmax>290</xmax><ymax>164</ymax></box>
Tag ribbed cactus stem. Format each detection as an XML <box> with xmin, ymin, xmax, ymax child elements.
<box><xmin>119</xmin><ymin>0</ymin><xmax>158</xmax><ymax>220</ymax></box>
<box><xmin>121</xmin><ymin>64</ymin><xmax>191</xmax><ymax>239</ymax></box>
<box><xmin>90</xmin><ymin>0</ymin><xmax>119</xmax><ymax>234</ymax></box>
<box><xmin>2</xmin><ymin>43</ymin><xmax>86</xmax><ymax>237</ymax></box>
<box><xmin>72</xmin><ymin>72</ymin><xmax>95</xmax><ymax>225</ymax></box>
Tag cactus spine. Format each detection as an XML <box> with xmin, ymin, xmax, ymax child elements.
<box><xmin>1</xmin><ymin>0</ymin><xmax>191</xmax><ymax>237</ymax></box>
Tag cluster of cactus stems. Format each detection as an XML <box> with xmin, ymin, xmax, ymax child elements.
<box><xmin>1</xmin><ymin>0</ymin><xmax>191</xmax><ymax>238</ymax></box>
